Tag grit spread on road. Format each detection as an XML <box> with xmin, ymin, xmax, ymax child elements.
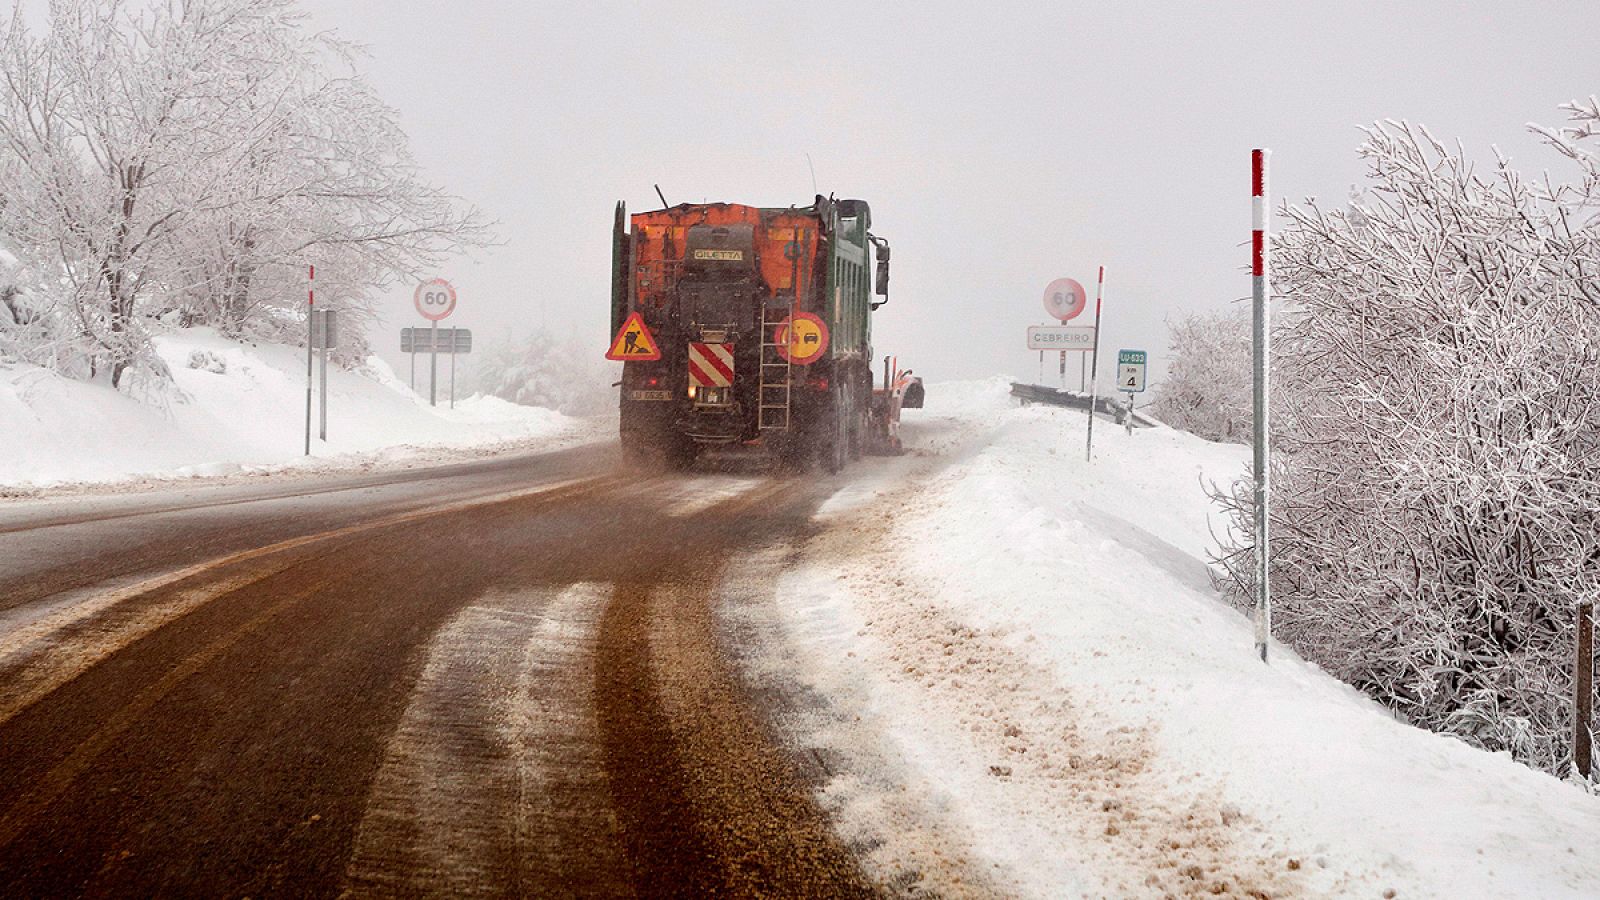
<box><xmin>0</xmin><ymin>445</ymin><xmax>884</xmax><ymax>896</ymax></box>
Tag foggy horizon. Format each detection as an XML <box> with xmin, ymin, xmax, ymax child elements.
<box><xmin>290</xmin><ymin>2</ymin><xmax>1598</xmax><ymax>390</ymax></box>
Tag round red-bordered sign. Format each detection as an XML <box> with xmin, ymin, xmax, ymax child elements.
<box><xmin>774</xmin><ymin>313</ymin><xmax>830</xmax><ymax>365</ymax></box>
<box><xmin>414</xmin><ymin>278</ymin><xmax>457</xmax><ymax>321</ymax></box>
<box><xmin>1042</xmin><ymin>277</ymin><xmax>1087</xmax><ymax>322</ymax></box>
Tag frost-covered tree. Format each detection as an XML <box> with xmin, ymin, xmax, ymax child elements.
<box><xmin>1151</xmin><ymin>305</ymin><xmax>1252</xmax><ymax>443</ymax></box>
<box><xmin>0</xmin><ymin>0</ymin><xmax>487</xmax><ymax>386</ymax></box>
<box><xmin>1214</xmin><ymin>104</ymin><xmax>1600</xmax><ymax>774</ymax></box>
<box><xmin>158</xmin><ymin>25</ymin><xmax>489</xmax><ymax>352</ymax></box>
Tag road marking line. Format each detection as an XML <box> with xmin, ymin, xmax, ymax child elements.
<box><xmin>345</xmin><ymin>583</ymin><xmax>629</xmax><ymax>896</ymax></box>
<box><xmin>0</xmin><ymin>476</ymin><xmax>608</xmax><ymax>728</ymax></box>
<box><xmin>0</xmin><ymin>568</ymin><xmax>286</xmax><ymax>728</ymax></box>
<box><xmin>0</xmin><ymin>573</ymin><xmax>325</xmax><ymax>851</ymax></box>
<box><xmin>0</xmin><ymin>441</ymin><xmax>613</xmax><ymax>536</ymax></box>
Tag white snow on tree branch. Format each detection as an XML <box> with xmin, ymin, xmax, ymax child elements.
<box><xmin>1151</xmin><ymin>305</ymin><xmax>1252</xmax><ymax>445</ymax></box>
<box><xmin>0</xmin><ymin>0</ymin><xmax>490</xmax><ymax>387</ymax></box>
<box><xmin>1214</xmin><ymin>103</ymin><xmax>1600</xmax><ymax>776</ymax></box>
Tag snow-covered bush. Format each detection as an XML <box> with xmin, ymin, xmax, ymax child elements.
<box><xmin>472</xmin><ymin>330</ymin><xmax>617</xmax><ymax>416</ymax></box>
<box><xmin>1152</xmin><ymin>305</ymin><xmax>1252</xmax><ymax>443</ymax></box>
<box><xmin>0</xmin><ymin>0</ymin><xmax>486</xmax><ymax>388</ymax></box>
<box><xmin>186</xmin><ymin>350</ymin><xmax>227</xmax><ymax>375</ymax></box>
<box><xmin>1214</xmin><ymin>103</ymin><xmax>1600</xmax><ymax>775</ymax></box>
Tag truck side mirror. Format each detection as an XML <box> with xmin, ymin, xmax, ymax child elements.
<box><xmin>868</xmin><ymin>234</ymin><xmax>891</xmax><ymax>310</ymax></box>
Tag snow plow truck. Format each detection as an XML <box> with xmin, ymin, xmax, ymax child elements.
<box><xmin>608</xmin><ymin>195</ymin><xmax>921</xmax><ymax>470</ymax></box>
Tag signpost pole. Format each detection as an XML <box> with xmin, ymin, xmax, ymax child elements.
<box><xmin>304</xmin><ymin>266</ymin><xmax>314</xmax><ymax>456</ymax></box>
<box><xmin>409</xmin><ymin>337</ymin><xmax>416</xmax><ymax>391</ymax></box>
<box><xmin>1040</xmin><ymin>278</ymin><xmax>1087</xmax><ymax>390</ymax></box>
<box><xmin>449</xmin><ymin>327</ymin><xmax>457</xmax><ymax>409</ymax></box>
<box><xmin>429</xmin><ymin>319</ymin><xmax>439</xmax><ymax>407</ymax></box>
<box><xmin>1084</xmin><ymin>266</ymin><xmax>1105</xmax><ymax>462</ymax></box>
<box><xmin>319</xmin><ymin>311</ymin><xmax>328</xmax><ymax>441</ymax></box>
<box><xmin>414</xmin><ymin>278</ymin><xmax>457</xmax><ymax>405</ymax></box>
<box><xmin>1252</xmin><ymin>148</ymin><xmax>1273</xmax><ymax>664</ymax></box>
<box><xmin>1577</xmin><ymin>599</ymin><xmax>1594</xmax><ymax>780</ymax></box>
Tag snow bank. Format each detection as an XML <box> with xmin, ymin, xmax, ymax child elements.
<box><xmin>0</xmin><ymin>328</ymin><xmax>595</xmax><ymax>491</ymax></box>
<box><xmin>756</xmin><ymin>376</ymin><xmax>1600</xmax><ymax>898</ymax></box>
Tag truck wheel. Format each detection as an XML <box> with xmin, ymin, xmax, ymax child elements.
<box><xmin>820</xmin><ymin>386</ymin><xmax>847</xmax><ymax>474</ymax></box>
<box><xmin>623</xmin><ymin>443</ymin><xmax>652</xmax><ymax>468</ymax></box>
<box><xmin>621</xmin><ymin>428</ymin><xmax>652</xmax><ymax>467</ymax></box>
<box><xmin>847</xmin><ymin>378</ymin><xmax>866</xmax><ymax>460</ymax></box>
<box><xmin>621</xmin><ymin>427</ymin><xmax>695</xmax><ymax>471</ymax></box>
<box><xmin>666</xmin><ymin>435</ymin><xmax>699</xmax><ymax>471</ymax></box>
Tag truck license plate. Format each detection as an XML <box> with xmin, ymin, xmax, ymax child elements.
<box><xmin>630</xmin><ymin>390</ymin><xmax>672</xmax><ymax>401</ymax></box>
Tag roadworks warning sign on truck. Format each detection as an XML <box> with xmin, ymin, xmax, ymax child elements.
<box><xmin>606</xmin><ymin>312</ymin><xmax>661</xmax><ymax>361</ymax></box>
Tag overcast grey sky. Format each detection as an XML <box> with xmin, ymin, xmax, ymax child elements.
<box><xmin>300</xmin><ymin>1</ymin><xmax>1596</xmax><ymax>388</ymax></box>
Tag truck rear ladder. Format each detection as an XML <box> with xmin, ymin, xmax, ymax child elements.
<box><xmin>758</xmin><ymin>301</ymin><xmax>793</xmax><ymax>431</ymax></box>
<box><xmin>759</xmin><ymin>227</ymin><xmax>800</xmax><ymax>432</ymax></box>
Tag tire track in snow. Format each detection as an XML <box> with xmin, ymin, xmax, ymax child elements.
<box><xmin>660</xmin><ymin>475</ymin><xmax>767</xmax><ymax>518</ymax></box>
<box><xmin>596</xmin><ymin>575</ymin><xmax>876</xmax><ymax>897</ymax></box>
<box><xmin>346</xmin><ymin>476</ymin><xmax>863</xmax><ymax>896</ymax></box>
<box><xmin>719</xmin><ymin>544</ymin><xmax>1009</xmax><ymax>899</ymax></box>
<box><xmin>344</xmin><ymin>583</ymin><xmax>632</xmax><ymax>897</ymax></box>
<box><xmin>589</xmin><ymin>477</ymin><xmax>876</xmax><ymax>897</ymax></box>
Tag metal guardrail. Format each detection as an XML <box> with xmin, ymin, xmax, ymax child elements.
<box><xmin>1009</xmin><ymin>382</ymin><xmax>1160</xmax><ymax>428</ymax></box>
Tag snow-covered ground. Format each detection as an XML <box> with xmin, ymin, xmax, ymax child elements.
<box><xmin>0</xmin><ymin>328</ymin><xmax>599</xmax><ymax>493</ymax></box>
<box><xmin>744</xmin><ymin>377</ymin><xmax>1600</xmax><ymax>898</ymax></box>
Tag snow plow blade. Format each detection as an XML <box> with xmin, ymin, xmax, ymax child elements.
<box><xmin>867</xmin><ymin>366</ymin><xmax>923</xmax><ymax>455</ymax></box>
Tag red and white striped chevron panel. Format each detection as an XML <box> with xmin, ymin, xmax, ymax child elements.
<box><xmin>687</xmin><ymin>342</ymin><xmax>734</xmax><ymax>388</ymax></box>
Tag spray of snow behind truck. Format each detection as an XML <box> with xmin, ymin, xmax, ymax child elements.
<box><xmin>608</xmin><ymin>195</ymin><xmax>921</xmax><ymax>470</ymax></box>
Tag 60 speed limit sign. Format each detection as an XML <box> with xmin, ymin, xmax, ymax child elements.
<box><xmin>414</xmin><ymin>278</ymin><xmax>457</xmax><ymax>321</ymax></box>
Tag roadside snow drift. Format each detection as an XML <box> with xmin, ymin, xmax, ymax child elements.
<box><xmin>0</xmin><ymin>329</ymin><xmax>589</xmax><ymax>489</ymax></box>
<box><xmin>746</xmin><ymin>377</ymin><xmax>1600</xmax><ymax>899</ymax></box>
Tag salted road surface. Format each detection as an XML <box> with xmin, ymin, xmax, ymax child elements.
<box><xmin>0</xmin><ymin>447</ymin><xmax>875</xmax><ymax>897</ymax></box>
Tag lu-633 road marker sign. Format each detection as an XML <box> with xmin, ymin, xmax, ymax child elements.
<box><xmin>1117</xmin><ymin>349</ymin><xmax>1148</xmax><ymax>392</ymax></box>
<box><xmin>1026</xmin><ymin>325</ymin><xmax>1095</xmax><ymax>351</ymax></box>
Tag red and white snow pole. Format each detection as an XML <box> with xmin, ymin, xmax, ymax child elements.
<box><xmin>305</xmin><ymin>265</ymin><xmax>314</xmax><ymax>457</ymax></box>
<box><xmin>1252</xmin><ymin>149</ymin><xmax>1271</xmax><ymax>663</ymax></box>
<box><xmin>1084</xmin><ymin>266</ymin><xmax>1105</xmax><ymax>462</ymax></box>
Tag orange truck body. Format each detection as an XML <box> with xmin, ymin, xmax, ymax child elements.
<box><xmin>609</xmin><ymin>196</ymin><xmax>891</xmax><ymax>469</ymax></box>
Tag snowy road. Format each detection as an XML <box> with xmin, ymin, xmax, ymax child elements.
<box><xmin>0</xmin><ymin>446</ymin><xmax>876</xmax><ymax>896</ymax></box>
<box><xmin>6</xmin><ymin>384</ymin><xmax>1600</xmax><ymax>899</ymax></box>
